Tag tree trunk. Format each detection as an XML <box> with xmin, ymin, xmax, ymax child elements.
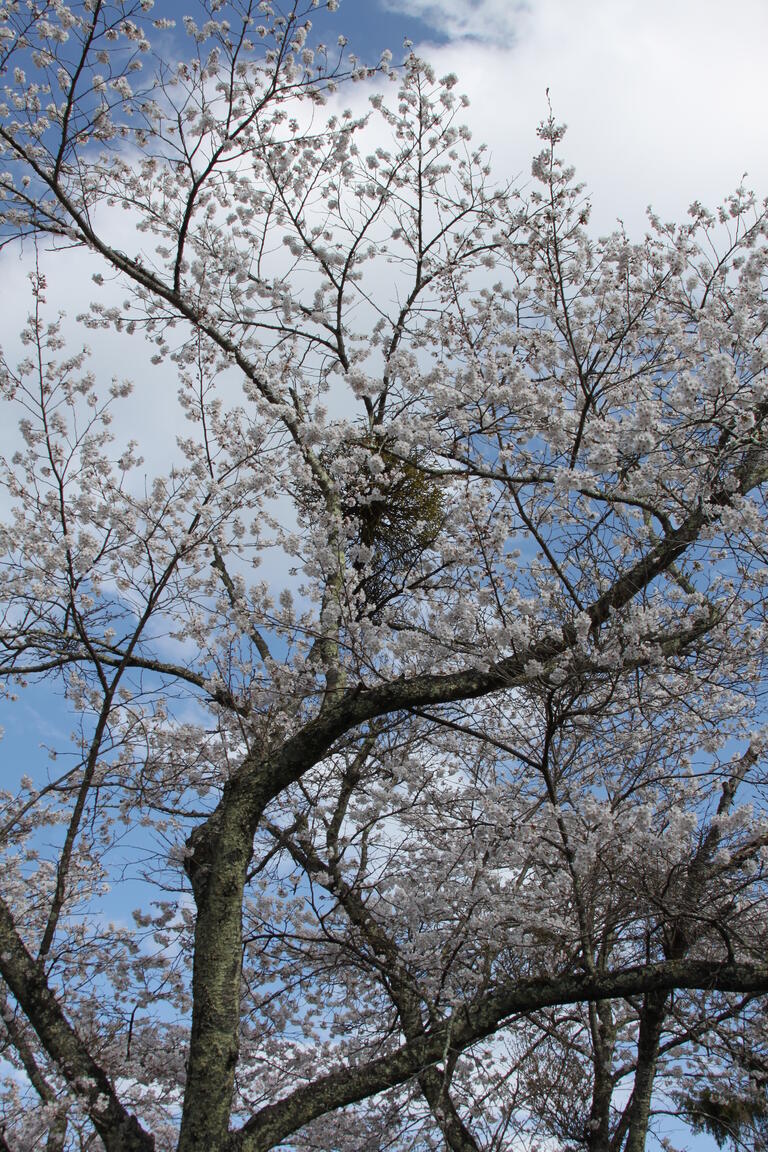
<box><xmin>178</xmin><ymin>791</ymin><xmax>255</xmax><ymax>1152</ymax></box>
<box><xmin>623</xmin><ymin>991</ymin><xmax>667</xmax><ymax>1152</ymax></box>
<box><xmin>587</xmin><ymin>1002</ymin><xmax>617</xmax><ymax>1152</ymax></box>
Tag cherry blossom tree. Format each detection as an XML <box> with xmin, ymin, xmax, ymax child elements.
<box><xmin>1</xmin><ymin>2</ymin><xmax>768</xmax><ymax>1150</ymax></box>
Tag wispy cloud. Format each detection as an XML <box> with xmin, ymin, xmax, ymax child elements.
<box><xmin>382</xmin><ymin>0</ymin><xmax>531</xmax><ymax>43</ymax></box>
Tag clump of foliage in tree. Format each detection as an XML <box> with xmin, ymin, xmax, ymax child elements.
<box><xmin>345</xmin><ymin>441</ymin><xmax>446</xmax><ymax>607</ymax></box>
<box><xmin>1</xmin><ymin>3</ymin><xmax>768</xmax><ymax>1151</ymax></box>
<box><xmin>679</xmin><ymin>1026</ymin><xmax>768</xmax><ymax>1151</ymax></box>
<box><xmin>685</xmin><ymin>1085</ymin><xmax>768</xmax><ymax>1150</ymax></box>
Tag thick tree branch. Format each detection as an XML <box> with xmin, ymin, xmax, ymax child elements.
<box><xmin>230</xmin><ymin>960</ymin><xmax>768</xmax><ymax>1151</ymax></box>
<box><xmin>0</xmin><ymin>896</ymin><xmax>154</xmax><ymax>1152</ymax></box>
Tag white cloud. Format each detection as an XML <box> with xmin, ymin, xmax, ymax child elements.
<box><xmin>383</xmin><ymin>0</ymin><xmax>768</xmax><ymax>234</ymax></box>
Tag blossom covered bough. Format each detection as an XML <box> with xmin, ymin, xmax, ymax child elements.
<box><xmin>1</xmin><ymin>2</ymin><xmax>768</xmax><ymax>1149</ymax></box>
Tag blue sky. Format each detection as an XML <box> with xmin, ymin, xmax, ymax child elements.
<box><xmin>303</xmin><ymin>0</ymin><xmax>445</xmax><ymax>56</ymax></box>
